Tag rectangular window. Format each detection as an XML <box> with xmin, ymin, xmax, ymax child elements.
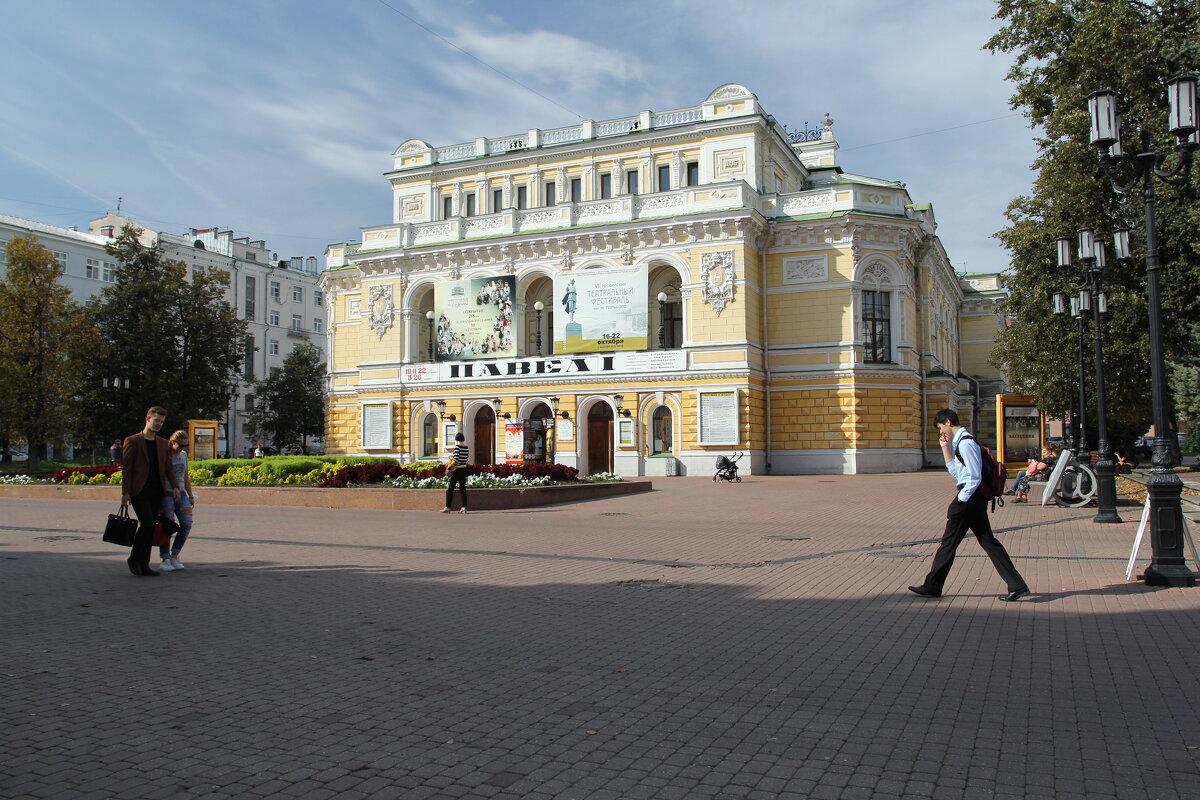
<box><xmin>657</xmin><ymin>164</ymin><xmax>671</xmax><ymax>192</ymax></box>
<box><xmin>269</xmin><ymin>310</ymin><xmax>280</xmax><ymax>326</ymax></box>
<box><xmin>686</xmin><ymin>161</ymin><xmax>699</xmax><ymax>186</ymax></box>
<box><xmin>544</xmin><ymin>182</ymin><xmax>556</xmax><ymax>206</ymax></box>
<box><xmin>244</xmin><ymin>276</ymin><xmax>256</xmax><ymax>320</ymax></box>
<box><xmin>270</xmin><ymin>281</ymin><xmax>280</xmax><ymax>301</ymax></box>
<box><xmin>244</xmin><ymin>342</ymin><xmax>255</xmax><ymax>379</ymax></box>
<box><xmin>465</xmin><ymin>193</ymin><xmax>476</xmax><ymax>217</ymax></box>
<box><xmin>86</xmin><ymin>258</ymin><xmax>101</xmax><ymax>279</ymax></box>
<box><xmin>244</xmin><ymin>394</ymin><xmax>255</xmax><ymax>412</ymax></box>
<box><xmin>314</xmin><ymin>290</ymin><xmax>324</xmax><ymax>307</ymax></box>
<box><xmin>103</xmin><ymin>262</ymin><xmax>116</xmax><ymax>282</ymax></box>
<box><xmin>313</xmin><ymin>318</ymin><xmax>323</xmax><ymax>333</ymax></box>
<box><xmin>245</xmin><ymin>252</ymin><xmax>257</xmax><ymax>261</ymax></box>
<box><xmin>291</xmin><ymin>314</ymin><xmax>303</xmax><ymax>331</ymax></box>
<box><xmin>627</xmin><ymin>171</ymin><xmax>639</xmax><ymax>195</ymax></box>
<box><xmin>0</xmin><ymin>239</ymin><xmax>7</xmax><ymax>266</ymax></box>
<box><xmin>269</xmin><ymin>339</ymin><xmax>279</xmax><ymax>356</ymax></box>
<box><xmin>862</xmin><ymin>290</ymin><xmax>892</xmax><ymax>363</ymax></box>
<box><xmin>516</xmin><ymin>185</ymin><xmax>528</xmax><ymax>210</ymax></box>
<box><xmin>599</xmin><ymin>173</ymin><xmax>612</xmax><ymax>199</ymax></box>
<box><xmin>570</xmin><ymin>178</ymin><xmax>582</xmax><ymax>203</ymax></box>
<box><xmin>662</xmin><ymin>301</ymin><xmax>682</xmax><ymax>349</ymax></box>
<box><xmin>52</xmin><ymin>251</ymin><xmax>68</xmax><ymax>268</ymax></box>
<box><xmin>293</xmin><ymin>286</ymin><xmax>303</xmax><ymax>303</ymax></box>
<box><xmin>492</xmin><ymin>188</ymin><xmax>503</xmax><ymax>212</ymax></box>
<box><xmin>443</xmin><ymin>196</ymin><xmax>453</xmax><ymax>219</ymax></box>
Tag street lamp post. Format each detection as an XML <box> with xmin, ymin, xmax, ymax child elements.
<box><xmin>1088</xmin><ymin>76</ymin><xmax>1197</xmax><ymax>584</ymax></box>
<box><xmin>1054</xmin><ymin>287</ymin><xmax>1089</xmax><ymax>455</ymax></box>
<box><xmin>533</xmin><ymin>301</ymin><xmax>544</xmax><ymax>356</ymax></box>
<box><xmin>656</xmin><ymin>292</ymin><xmax>667</xmax><ymax>349</ymax></box>
<box><xmin>1055</xmin><ymin>231</ymin><xmax>1121</xmax><ymax>523</ymax></box>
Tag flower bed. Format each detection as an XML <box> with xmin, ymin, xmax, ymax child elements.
<box><xmin>318</xmin><ymin>461</ymin><xmax>581</xmax><ymax>488</ymax></box>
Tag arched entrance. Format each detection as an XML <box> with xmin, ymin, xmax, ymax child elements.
<box><xmin>473</xmin><ymin>406</ymin><xmax>496</xmax><ymax>466</ymax></box>
<box><xmin>586</xmin><ymin>403</ymin><xmax>614</xmax><ymax>475</ymax></box>
<box><xmin>524</xmin><ymin>402</ymin><xmax>551</xmax><ymax>463</ymax></box>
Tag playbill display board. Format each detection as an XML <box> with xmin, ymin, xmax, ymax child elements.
<box><xmin>553</xmin><ymin>266</ymin><xmax>648</xmax><ymax>354</ymax></box>
<box><xmin>434</xmin><ymin>275</ymin><xmax>516</xmax><ymax>360</ymax></box>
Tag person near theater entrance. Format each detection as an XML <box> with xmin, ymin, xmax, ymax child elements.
<box><xmin>909</xmin><ymin>408</ymin><xmax>1031</xmax><ymax>602</ymax></box>
<box><xmin>442</xmin><ymin>432</ymin><xmax>470</xmax><ymax>514</ymax></box>
<box><xmin>120</xmin><ymin>406</ymin><xmax>181</xmax><ymax>576</ymax></box>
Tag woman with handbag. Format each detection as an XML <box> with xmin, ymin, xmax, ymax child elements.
<box><xmin>442</xmin><ymin>432</ymin><xmax>470</xmax><ymax>514</ymax></box>
<box><xmin>120</xmin><ymin>406</ymin><xmax>181</xmax><ymax>576</ymax></box>
<box><xmin>158</xmin><ymin>430</ymin><xmax>196</xmax><ymax>572</ymax></box>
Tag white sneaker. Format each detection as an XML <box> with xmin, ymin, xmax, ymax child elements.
<box><xmin>160</xmin><ymin>558</ymin><xmax>177</xmax><ymax>572</ymax></box>
<box><xmin>170</xmin><ymin>556</ymin><xmax>185</xmax><ymax>570</ymax></box>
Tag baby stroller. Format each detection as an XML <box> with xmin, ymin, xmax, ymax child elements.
<box><xmin>713</xmin><ymin>452</ymin><xmax>743</xmax><ymax>482</ymax></box>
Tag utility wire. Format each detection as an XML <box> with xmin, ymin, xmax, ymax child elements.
<box><xmin>371</xmin><ymin>0</ymin><xmax>585</xmax><ymax>121</ymax></box>
<box><xmin>841</xmin><ymin>113</ymin><xmax>1023</xmax><ymax>151</ymax></box>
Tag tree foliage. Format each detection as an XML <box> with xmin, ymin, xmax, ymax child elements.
<box><xmin>246</xmin><ymin>341</ymin><xmax>326</xmax><ymax>453</ymax></box>
<box><xmin>985</xmin><ymin>0</ymin><xmax>1200</xmax><ymax>440</ymax></box>
<box><xmin>0</xmin><ymin>236</ymin><xmax>99</xmax><ymax>466</ymax></box>
<box><xmin>78</xmin><ymin>225</ymin><xmax>252</xmax><ymax>442</ymax></box>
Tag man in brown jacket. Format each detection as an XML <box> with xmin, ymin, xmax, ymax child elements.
<box><xmin>121</xmin><ymin>406</ymin><xmax>181</xmax><ymax>576</ymax></box>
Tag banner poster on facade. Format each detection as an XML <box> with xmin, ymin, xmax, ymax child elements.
<box><xmin>505</xmin><ymin>421</ymin><xmax>525</xmax><ymax>464</ymax></box>
<box><xmin>362</xmin><ymin>403</ymin><xmax>392</xmax><ymax>449</ymax></box>
<box><xmin>553</xmin><ymin>265</ymin><xmax>648</xmax><ymax>354</ymax></box>
<box><xmin>434</xmin><ymin>275</ymin><xmax>516</xmax><ymax>360</ymax></box>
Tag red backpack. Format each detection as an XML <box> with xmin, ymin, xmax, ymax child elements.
<box><xmin>954</xmin><ymin>434</ymin><xmax>1006</xmax><ymax>511</ymax></box>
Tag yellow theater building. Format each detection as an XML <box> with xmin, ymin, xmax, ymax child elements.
<box><xmin>320</xmin><ymin>84</ymin><xmax>1006</xmax><ymax>476</ymax></box>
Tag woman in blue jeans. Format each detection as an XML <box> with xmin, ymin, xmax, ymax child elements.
<box><xmin>159</xmin><ymin>430</ymin><xmax>197</xmax><ymax>570</ymax></box>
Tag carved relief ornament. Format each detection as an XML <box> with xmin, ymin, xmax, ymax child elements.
<box><xmin>367</xmin><ymin>285</ymin><xmax>395</xmax><ymax>338</ymax></box>
<box><xmin>701</xmin><ymin>250</ymin><xmax>736</xmax><ymax>316</ymax></box>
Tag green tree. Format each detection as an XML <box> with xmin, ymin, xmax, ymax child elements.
<box><xmin>246</xmin><ymin>341</ymin><xmax>326</xmax><ymax>453</ymax></box>
<box><xmin>0</xmin><ymin>236</ymin><xmax>98</xmax><ymax>467</ymax></box>
<box><xmin>985</xmin><ymin>0</ymin><xmax>1200</xmax><ymax>438</ymax></box>
<box><xmin>79</xmin><ymin>225</ymin><xmax>252</xmax><ymax>442</ymax></box>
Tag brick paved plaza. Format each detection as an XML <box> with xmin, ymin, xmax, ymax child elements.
<box><xmin>3</xmin><ymin>472</ymin><xmax>1200</xmax><ymax>800</ymax></box>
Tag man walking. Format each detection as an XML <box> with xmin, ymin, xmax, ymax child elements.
<box><xmin>120</xmin><ymin>406</ymin><xmax>180</xmax><ymax>576</ymax></box>
<box><xmin>909</xmin><ymin>408</ymin><xmax>1031</xmax><ymax>602</ymax></box>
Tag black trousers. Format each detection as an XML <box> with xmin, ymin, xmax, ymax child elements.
<box><xmin>128</xmin><ymin>491</ymin><xmax>162</xmax><ymax>566</ymax></box>
<box><xmin>920</xmin><ymin>491</ymin><xmax>1026</xmax><ymax>594</ymax></box>
<box><xmin>445</xmin><ymin>468</ymin><xmax>469</xmax><ymax>510</ymax></box>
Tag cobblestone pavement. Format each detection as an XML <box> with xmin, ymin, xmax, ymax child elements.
<box><xmin>3</xmin><ymin>472</ymin><xmax>1200</xmax><ymax>800</ymax></box>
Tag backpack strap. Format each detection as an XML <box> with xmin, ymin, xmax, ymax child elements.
<box><xmin>953</xmin><ymin>433</ymin><xmax>976</xmax><ymax>465</ymax></box>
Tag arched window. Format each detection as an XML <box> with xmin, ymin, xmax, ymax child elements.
<box><xmin>420</xmin><ymin>413</ymin><xmax>438</xmax><ymax>459</ymax></box>
<box><xmin>651</xmin><ymin>406</ymin><xmax>673</xmax><ymax>455</ymax></box>
<box><xmin>859</xmin><ymin>262</ymin><xmax>895</xmax><ymax>364</ymax></box>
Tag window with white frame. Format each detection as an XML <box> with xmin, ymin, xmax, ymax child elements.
<box><xmin>86</xmin><ymin>258</ymin><xmax>101</xmax><ymax>279</ymax></box>
<box><xmin>103</xmin><ymin>262</ymin><xmax>115</xmax><ymax>282</ymax></box>
<box><xmin>52</xmin><ymin>251</ymin><xmax>68</xmax><ymax>268</ymax></box>
<box><xmin>686</xmin><ymin>161</ymin><xmax>699</xmax><ymax>186</ymax></box>
<box><xmin>657</xmin><ymin>164</ymin><xmax>671</xmax><ymax>192</ymax></box>
<box><xmin>0</xmin><ymin>239</ymin><xmax>7</xmax><ymax>265</ymax></box>
<box><xmin>420</xmin><ymin>413</ymin><xmax>438</xmax><ymax>459</ymax></box>
<box><xmin>861</xmin><ymin>290</ymin><xmax>892</xmax><ymax>363</ymax></box>
<box><xmin>313</xmin><ymin>318</ymin><xmax>323</xmax><ymax>333</ymax></box>
<box><xmin>293</xmin><ymin>286</ymin><xmax>303</xmax><ymax>303</ymax></box>
<box><xmin>291</xmin><ymin>314</ymin><xmax>302</xmax><ymax>331</ymax></box>
<box><xmin>314</xmin><ymin>290</ymin><xmax>324</xmax><ymax>307</ymax></box>
<box><xmin>269</xmin><ymin>310</ymin><xmax>279</xmax><ymax>326</ymax></box>
<box><xmin>268</xmin><ymin>339</ymin><xmax>279</xmax><ymax>356</ymax></box>
<box><xmin>270</xmin><ymin>281</ymin><xmax>281</xmax><ymax>301</ymax></box>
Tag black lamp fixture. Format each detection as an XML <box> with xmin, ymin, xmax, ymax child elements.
<box><xmin>1088</xmin><ymin>75</ymin><xmax>1197</xmax><ymax>585</ymax></box>
<box><xmin>613</xmin><ymin>394</ymin><xmax>632</xmax><ymax>418</ymax></box>
<box><xmin>491</xmin><ymin>398</ymin><xmax>510</xmax><ymax>419</ymax></box>
<box><xmin>551</xmin><ymin>395</ymin><xmax>568</xmax><ymax>419</ymax></box>
<box><xmin>1054</xmin><ymin>229</ymin><xmax>1120</xmax><ymax>524</ymax></box>
<box><xmin>425</xmin><ymin>310</ymin><xmax>435</xmax><ymax>362</ymax></box>
<box><xmin>533</xmin><ymin>301</ymin><xmax>544</xmax><ymax>356</ymax></box>
<box><xmin>656</xmin><ymin>292</ymin><xmax>667</xmax><ymax>349</ymax></box>
<box><xmin>435</xmin><ymin>399</ymin><xmax>455</xmax><ymax>422</ymax></box>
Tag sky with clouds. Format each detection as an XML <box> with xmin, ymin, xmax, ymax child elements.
<box><xmin>1</xmin><ymin>0</ymin><xmax>1039</xmax><ymax>273</ymax></box>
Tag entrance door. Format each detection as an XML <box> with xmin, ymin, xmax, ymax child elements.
<box><xmin>587</xmin><ymin>404</ymin><xmax>614</xmax><ymax>475</ymax></box>
<box><xmin>474</xmin><ymin>407</ymin><xmax>496</xmax><ymax>466</ymax></box>
<box><xmin>524</xmin><ymin>403</ymin><xmax>551</xmax><ymax>463</ymax></box>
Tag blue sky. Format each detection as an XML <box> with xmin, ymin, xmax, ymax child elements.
<box><xmin>1</xmin><ymin>0</ymin><xmax>1037</xmax><ymax>273</ymax></box>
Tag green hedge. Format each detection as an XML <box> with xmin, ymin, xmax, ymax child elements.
<box><xmin>193</xmin><ymin>455</ymin><xmax>397</xmax><ymax>479</ymax></box>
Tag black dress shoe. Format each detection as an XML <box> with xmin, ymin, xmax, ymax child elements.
<box><xmin>127</xmin><ymin>559</ymin><xmax>141</xmax><ymax>576</ymax></box>
<box><xmin>908</xmin><ymin>585</ymin><xmax>941</xmax><ymax>598</ymax></box>
<box><xmin>136</xmin><ymin>563</ymin><xmax>160</xmax><ymax>576</ymax></box>
<box><xmin>1000</xmin><ymin>587</ymin><xmax>1030</xmax><ymax>602</ymax></box>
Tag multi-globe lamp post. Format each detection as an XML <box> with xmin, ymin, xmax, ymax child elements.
<box><xmin>1053</xmin><ymin>230</ymin><xmax>1120</xmax><ymax>523</ymax></box>
<box><xmin>1087</xmin><ymin>74</ymin><xmax>1198</xmax><ymax>585</ymax></box>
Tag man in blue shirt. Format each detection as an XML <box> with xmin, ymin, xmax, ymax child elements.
<box><xmin>909</xmin><ymin>408</ymin><xmax>1031</xmax><ymax>601</ymax></box>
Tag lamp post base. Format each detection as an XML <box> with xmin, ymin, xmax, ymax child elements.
<box><xmin>1092</xmin><ymin>453</ymin><xmax>1122</xmax><ymax>523</ymax></box>
<box><xmin>1143</xmin><ymin>469</ymin><xmax>1197</xmax><ymax>587</ymax></box>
